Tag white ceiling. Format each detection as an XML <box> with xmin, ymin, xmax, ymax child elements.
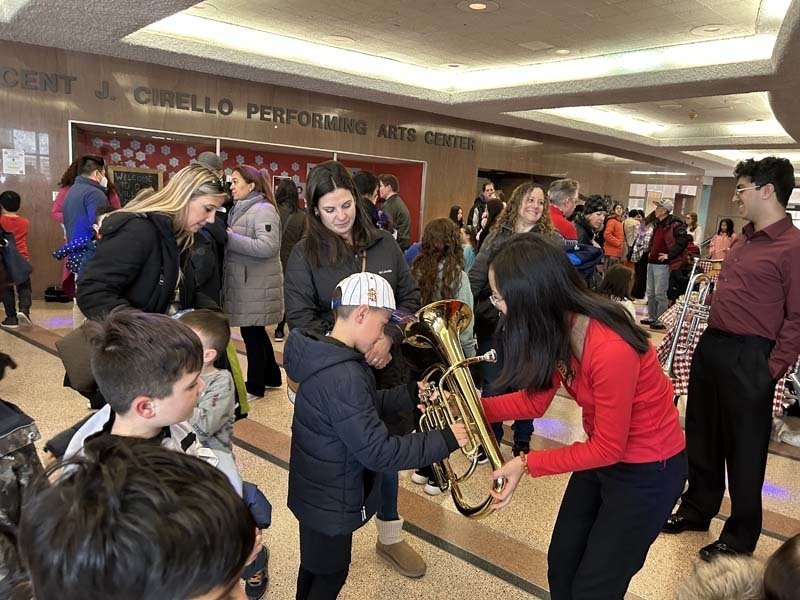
<box><xmin>2</xmin><ymin>0</ymin><xmax>800</xmax><ymax>176</ymax></box>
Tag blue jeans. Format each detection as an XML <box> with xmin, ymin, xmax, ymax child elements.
<box><xmin>646</xmin><ymin>263</ymin><xmax>669</xmax><ymax>321</ymax></box>
<box><xmin>377</xmin><ymin>471</ymin><xmax>399</xmax><ymax>521</ymax></box>
<box><xmin>477</xmin><ymin>333</ymin><xmax>534</xmax><ymax>445</ymax></box>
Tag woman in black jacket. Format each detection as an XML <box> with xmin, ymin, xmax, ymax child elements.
<box><xmin>77</xmin><ymin>164</ymin><xmax>227</xmax><ymax>319</ymax></box>
<box><xmin>273</xmin><ymin>177</ymin><xmax>306</xmax><ymax>341</ymax></box>
<box><xmin>283</xmin><ymin>160</ymin><xmax>425</xmax><ymax>579</ymax></box>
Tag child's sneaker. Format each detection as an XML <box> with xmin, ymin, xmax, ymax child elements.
<box><xmin>423</xmin><ymin>479</ymin><xmax>442</xmax><ymax>496</ymax></box>
<box><xmin>17</xmin><ymin>311</ymin><xmax>31</xmax><ymax>326</ymax></box>
<box><xmin>1</xmin><ymin>316</ymin><xmax>18</xmax><ymax>329</ymax></box>
<box><xmin>243</xmin><ymin>546</ymin><xmax>269</xmax><ymax>600</ymax></box>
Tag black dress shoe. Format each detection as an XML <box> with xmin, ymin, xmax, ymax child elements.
<box><xmin>640</xmin><ymin>318</ymin><xmax>654</xmax><ymax>325</ymax></box>
<box><xmin>699</xmin><ymin>540</ymin><xmax>750</xmax><ymax>562</ymax></box>
<box><xmin>661</xmin><ymin>514</ymin><xmax>710</xmax><ymax>534</ymax></box>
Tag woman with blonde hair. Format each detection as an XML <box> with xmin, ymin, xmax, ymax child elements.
<box><xmin>468</xmin><ymin>182</ymin><xmax>556</xmax><ymax>458</ymax></box>
<box><xmin>223</xmin><ymin>164</ymin><xmax>284</xmax><ymax>398</ymax></box>
<box><xmin>77</xmin><ymin>163</ymin><xmax>227</xmax><ymax>319</ymax></box>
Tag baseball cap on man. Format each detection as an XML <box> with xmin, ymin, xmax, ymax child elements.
<box><xmin>331</xmin><ymin>272</ymin><xmax>414</xmax><ymax>324</ymax></box>
<box><xmin>194</xmin><ymin>151</ymin><xmax>223</xmax><ymax>172</ymax></box>
<box><xmin>655</xmin><ymin>199</ymin><xmax>674</xmax><ymax>212</ymax></box>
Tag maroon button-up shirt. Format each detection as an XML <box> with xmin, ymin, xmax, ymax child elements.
<box><xmin>708</xmin><ymin>215</ymin><xmax>800</xmax><ymax>378</ymax></box>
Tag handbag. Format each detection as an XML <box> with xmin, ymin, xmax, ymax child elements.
<box><xmin>55</xmin><ymin>323</ymin><xmax>97</xmax><ymax>394</ymax></box>
<box><xmin>0</xmin><ymin>228</ymin><xmax>33</xmax><ymax>285</ymax></box>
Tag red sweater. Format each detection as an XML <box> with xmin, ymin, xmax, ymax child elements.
<box><xmin>549</xmin><ymin>205</ymin><xmax>577</xmax><ymax>242</ymax></box>
<box><xmin>0</xmin><ymin>214</ymin><xmax>29</xmax><ymax>260</ymax></box>
<box><xmin>482</xmin><ymin>319</ymin><xmax>684</xmax><ymax>477</ymax></box>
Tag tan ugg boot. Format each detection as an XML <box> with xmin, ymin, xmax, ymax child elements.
<box><xmin>375</xmin><ymin>517</ymin><xmax>427</xmax><ymax>578</ymax></box>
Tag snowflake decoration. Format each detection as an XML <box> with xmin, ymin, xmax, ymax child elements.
<box><xmin>292</xmin><ymin>175</ymin><xmax>300</xmax><ymax>183</ymax></box>
<box><xmin>156</xmin><ymin>164</ymin><xmax>167</xmax><ymax>172</ymax></box>
<box><xmin>139</xmin><ymin>163</ymin><xmax>148</xmax><ymax>169</ymax></box>
<box><xmin>291</xmin><ymin>162</ymin><xmax>299</xmax><ymax>172</ymax></box>
<box><xmin>125</xmin><ymin>160</ymin><xmax>136</xmax><ymax>167</ymax></box>
<box><xmin>254</xmin><ymin>155</ymin><xmax>264</xmax><ymax>165</ymax></box>
<box><xmin>168</xmin><ymin>172</ymin><xmax>175</xmax><ymax>179</ymax></box>
<box><xmin>160</xmin><ymin>145</ymin><xmax>171</xmax><ymax>155</ymax></box>
<box><xmin>92</xmin><ymin>137</ymin><xmax>103</xmax><ymax>148</ymax></box>
<box><xmin>135</xmin><ymin>151</ymin><xmax>146</xmax><ymax>161</ymax></box>
<box><xmin>224</xmin><ymin>168</ymin><xmax>233</xmax><ymax>177</ymax></box>
<box><xmin>168</xmin><ymin>157</ymin><xmax>179</xmax><ymax>167</ymax></box>
<box><xmin>186</xmin><ymin>147</ymin><xmax>197</xmax><ymax>157</ymax></box>
<box><xmin>145</xmin><ymin>143</ymin><xmax>155</xmax><ymax>154</ymax></box>
<box><xmin>130</xmin><ymin>140</ymin><xmax>141</xmax><ymax>150</ymax></box>
<box><xmin>269</xmin><ymin>162</ymin><xmax>278</xmax><ymax>171</ymax></box>
<box><xmin>110</xmin><ymin>152</ymin><xmax>121</xmax><ymax>163</ymax></box>
<box><xmin>109</xmin><ymin>139</ymin><xmax>120</xmax><ymax>150</ymax></box>
<box><xmin>219</xmin><ymin>151</ymin><xmax>228</xmax><ymax>160</ymax></box>
<box><xmin>123</xmin><ymin>148</ymin><xmax>133</xmax><ymax>158</ymax></box>
<box><xmin>235</xmin><ymin>155</ymin><xmax>245</xmax><ymax>164</ymax></box>
<box><xmin>280</xmin><ymin>171</ymin><xmax>289</xmax><ymax>178</ymax></box>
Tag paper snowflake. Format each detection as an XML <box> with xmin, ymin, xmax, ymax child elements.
<box><xmin>219</xmin><ymin>151</ymin><xmax>228</xmax><ymax>160</ymax></box>
<box><xmin>110</xmin><ymin>153</ymin><xmax>121</xmax><ymax>163</ymax></box>
<box><xmin>123</xmin><ymin>148</ymin><xmax>133</xmax><ymax>158</ymax></box>
<box><xmin>156</xmin><ymin>164</ymin><xmax>167</xmax><ymax>171</ymax></box>
<box><xmin>254</xmin><ymin>156</ymin><xmax>264</xmax><ymax>165</ymax></box>
<box><xmin>92</xmin><ymin>137</ymin><xmax>103</xmax><ymax>148</ymax></box>
<box><xmin>187</xmin><ymin>147</ymin><xmax>197</xmax><ymax>157</ymax></box>
<box><xmin>125</xmin><ymin>160</ymin><xmax>136</xmax><ymax>167</ymax></box>
<box><xmin>135</xmin><ymin>151</ymin><xmax>146</xmax><ymax>161</ymax></box>
<box><xmin>291</xmin><ymin>162</ymin><xmax>299</xmax><ymax>172</ymax></box>
<box><xmin>161</xmin><ymin>145</ymin><xmax>171</xmax><ymax>155</ymax></box>
<box><xmin>269</xmin><ymin>162</ymin><xmax>278</xmax><ymax>171</ymax></box>
<box><xmin>109</xmin><ymin>139</ymin><xmax>120</xmax><ymax>150</ymax></box>
<box><xmin>145</xmin><ymin>143</ymin><xmax>155</xmax><ymax>154</ymax></box>
<box><xmin>130</xmin><ymin>140</ymin><xmax>141</xmax><ymax>150</ymax></box>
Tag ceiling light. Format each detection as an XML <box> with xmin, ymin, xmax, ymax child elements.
<box><xmin>658</xmin><ymin>104</ymin><xmax>683</xmax><ymax>109</ymax></box>
<box><xmin>725</xmin><ymin>119</ymin><xmax>788</xmax><ymax>136</ymax></box>
<box><xmin>691</xmin><ymin>24</ymin><xmax>730</xmax><ymax>36</ymax></box>
<box><xmin>538</xmin><ymin>106</ymin><xmax>666</xmax><ymax>137</ymax></box>
<box><xmin>440</xmin><ymin>63</ymin><xmax>464</xmax><ymax>68</ymax></box>
<box><xmin>723</xmin><ymin>99</ymin><xmax>744</xmax><ymax>105</ymax></box>
<box><xmin>630</xmin><ymin>170</ymin><xmax>688</xmax><ymax>176</ymax></box>
<box><xmin>457</xmin><ymin>1</ymin><xmax>499</xmax><ymax>13</ymax></box>
<box><xmin>554</xmin><ymin>49</ymin><xmax>571</xmax><ymax>55</ymax></box>
<box><xmin>322</xmin><ymin>35</ymin><xmax>355</xmax><ymax>45</ymax></box>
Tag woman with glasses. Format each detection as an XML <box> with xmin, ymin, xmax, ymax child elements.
<box><xmin>77</xmin><ymin>164</ymin><xmax>227</xmax><ymax>319</ymax></box>
<box><xmin>469</xmin><ymin>182</ymin><xmax>558</xmax><ymax>458</ymax></box>
<box><xmin>481</xmin><ymin>234</ymin><xmax>686</xmax><ymax>599</ymax></box>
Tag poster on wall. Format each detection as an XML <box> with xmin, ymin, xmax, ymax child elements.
<box><xmin>2</xmin><ymin>149</ymin><xmax>25</xmax><ymax>175</ymax></box>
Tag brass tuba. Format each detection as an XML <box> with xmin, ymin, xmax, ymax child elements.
<box><xmin>405</xmin><ymin>299</ymin><xmax>505</xmax><ymax>518</ymax></box>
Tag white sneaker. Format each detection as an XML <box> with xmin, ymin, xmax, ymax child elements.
<box><xmin>16</xmin><ymin>312</ymin><xmax>31</xmax><ymax>326</ymax></box>
<box><xmin>411</xmin><ymin>470</ymin><xmax>428</xmax><ymax>485</ymax></box>
<box><xmin>779</xmin><ymin>425</ymin><xmax>800</xmax><ymax>448</ymax></box>
<box><xmin>423</xmin><ymin>479</ymin><xmax>442</xmax><ymax>496</ymax></box>
<box><xmin>247</xmin><ymin>392</ymin><xmax>262</xmax><ymax>402</ymax></box>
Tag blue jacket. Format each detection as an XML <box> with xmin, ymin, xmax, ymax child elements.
<box><xmin>285</xmin><ymin>329</ymin><xmax>458</xmax><ymax>536</ymax></box>
<box><xmin>62</xmin><ymin>176</ymin><xmax>109</xmax><ymax>246</ymax></box>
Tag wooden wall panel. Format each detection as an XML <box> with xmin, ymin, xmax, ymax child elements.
<box><xmin>0</xmin><ymin>40</ymin><xmax>704</xmax><ymax>294</ymax></box>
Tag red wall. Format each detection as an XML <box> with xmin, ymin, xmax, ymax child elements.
<box><xmin>76</xmin><ymin>132</ymin><xmax>424</xmax><ymax>241</ymax></box>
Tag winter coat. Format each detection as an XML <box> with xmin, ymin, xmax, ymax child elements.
<box><xmin>649</xmin><ymin>214</ymin><xmax>691</xmax><ymax>272</ymax></box>
<box><xmin>603</xmin><ymin>215</ymin><xmax>624</xmax><ymax>258</ymax></box>
<box><xmin>277</xmin><ymin>202</ymin><xmax>306</xmax><ymax>272</ymax></box>
<box><xmin>285</xmin><ymin>229</ymin><xmax>420</xmax><ymax>338</ymax></box>
<box><xmin>223</xmin><ymin>192</ymin><xmax>283</xmax><ymax>327</ymax></box>
<box><xmin>77</xmin><ymin>212</ymin><xmax>215</xmax><ymax>319</ymax></box>
<box><xmin>382</xmin><ymin>193</ymin><xmax>411</xmax><ymax>250</ymax></box>
<box><xmin>469</xmin><ymin>225</ymin><xmax>514</xmax><ymax>338</ymax></box>
<box><xmin>284</xmin><ymin>329</ymin><xmax>458</xmax><ymax>536</ymax></box>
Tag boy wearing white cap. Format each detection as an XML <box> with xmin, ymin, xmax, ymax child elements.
<box><xmin>283</xmin><ymin>272</ymin><xmax>468</xmax><ymax>600</ymax></box>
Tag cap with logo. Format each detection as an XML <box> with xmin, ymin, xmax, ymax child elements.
<box><xmin>331</xmin><ymin>272</ymin><xmax>414</xmax><ymax>324</ymax></box>
<box><xmin>655</xmin><ymin>199</ymin><xmax>674</xmax><ymax>212</ymax></box>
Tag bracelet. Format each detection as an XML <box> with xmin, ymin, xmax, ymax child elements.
<box><xmin>519</xmin><ymin>451</ymin><xmax>531</xmax><ymax>477</ymax></box>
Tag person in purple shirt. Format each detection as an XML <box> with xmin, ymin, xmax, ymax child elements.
<box><xmin>662</xmin><ymin>156</ymin><xmax>800</xmax><ymax>561</ymax></box>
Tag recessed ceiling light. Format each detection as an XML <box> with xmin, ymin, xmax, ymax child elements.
<box><xmin>322</xmin><ymin>35</ymin><xmax>355</xmax><ymax>45</ymax></box>
<box><xmin>440</xmin><ymin>63</ymin><xmax>464</xmax><ymax>68</ymax></box>
<box><xmin>723</xmin><ymin>99</ymin><xmax>744</xmax><ymax>105</ymax></box>
<box><xmin>457</xmin><ymin>1</ymin><xmax>499</xmax><ymax>13</ymax></box>
<box><xmin>658</xmin><ymin>103</ymin><xmax>683</xmax><ymax>109</ymax></box>
<box><xmin>691</xmin><ymin>24</ymin><xmax>729</xmax><ymax>36</ymax></box>
<box><xmin>554</xmin><ymin>49</ymin><xmax>571</xmax><ymax>55</ymax></box>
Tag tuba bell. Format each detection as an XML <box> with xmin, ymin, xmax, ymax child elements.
<box><xmin>405</xmin><ymin>299</ymin><xmax>505</xmax><ymax>518</ymax></box>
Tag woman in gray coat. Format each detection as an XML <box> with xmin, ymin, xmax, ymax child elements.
<box><xmin>223</xmin><ymin>165</ymin><xmax>283</xmax><ymax>397</ymax></box>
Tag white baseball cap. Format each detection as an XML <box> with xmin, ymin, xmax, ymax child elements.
<box><xmin>331</xmin><ymin>272</ymin><xmax>414</xmax><ymax>324</ymax></box>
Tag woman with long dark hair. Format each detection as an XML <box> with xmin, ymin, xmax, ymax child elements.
<box><xmin>283</xmin><ymin>160</ymin><xmax>425</xmax><ymax>579</ymax></box>
<box><xmin>709</xmin><ymin>218</ymin><xmax>736</xmax><ymax>260</ymax></box>
<box><xmin>482</xmin><ymin>234</ymin><xmax>686</xmax><ymax>599</ymax></box>
<box><xmin>475</xmin><ymin>198</ymin><xmax>504</xmax><ymax>251</ymax></box>
<box><xmin>448</xmin><ymin>205</ymin><xmax>463</xmax><ymax>228</ymax></box>
<box><xmin>273</xmin><ymin>177</ymin><xmax>306</xmax><ymax>341</ymax></box>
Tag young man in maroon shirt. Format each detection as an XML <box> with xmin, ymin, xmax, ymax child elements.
<box><xmin>663</xmin><ymin>156</ymin><xmax>800</xmax><ymax>561</ymax></box>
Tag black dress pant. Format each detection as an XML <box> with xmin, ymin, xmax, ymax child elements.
<box><xmin>240</xmin><ymin>325</ymin><xmax>282</xmax><ymax>396</ymax></box>
<box><xmin>296</xmin><ymin>524</ymin><xmax>352</xmax><ymax>600</ymax></box>
<box><xmin>548</xmin><ymin>451</ymin><xmax>686</xmax><ymax>600</ymax></box>
<box><xmin>677</xmin><ymin>328</ymin><xmax>776</xmax><ymax>552</ymax></box>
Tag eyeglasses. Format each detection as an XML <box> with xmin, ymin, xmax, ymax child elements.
<box><xmin>734</xmin><ymin>184</ymin><xmax>762</xmax><ymax>197</ymax></box>
<box><xmin>489</xmin><ymin>293</ymin><xmax>503</xmax><ymax>308</ymax></box>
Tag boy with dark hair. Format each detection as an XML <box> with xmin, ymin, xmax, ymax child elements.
<box><xmin>0</xmin><ymin>190</ymin><xmax>31</xmax><ymax>328</ymax></box>
<box><xmin>284</xmin><ymin>272</ymin><xmax>468</xmax><ymax>599</ymax></box>
<box><xmin>17</xmin><ymin>440</ymin><xmax>258</xmax><ymax>600</ymax></box>
<box><xmin>62</xmin><ymin>308</ymin><xmax>269</xmax><ymax>599</ymax></box>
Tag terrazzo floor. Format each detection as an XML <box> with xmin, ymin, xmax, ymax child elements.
<box><xmin>1</xmin><ymin>300</ymin><xmax>798</xmax><ymax>600</ymax></box>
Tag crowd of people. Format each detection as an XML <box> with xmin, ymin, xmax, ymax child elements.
<box><xmin>0</xmin><ymin>153</ymin><xmax>799</xmax><ymax>600</ymax></box>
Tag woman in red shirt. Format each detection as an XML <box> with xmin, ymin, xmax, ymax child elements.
<box><xmin>482</xmin><ymin>234</ymin><xmax>686</xmax><ymax>599</ymax></box>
